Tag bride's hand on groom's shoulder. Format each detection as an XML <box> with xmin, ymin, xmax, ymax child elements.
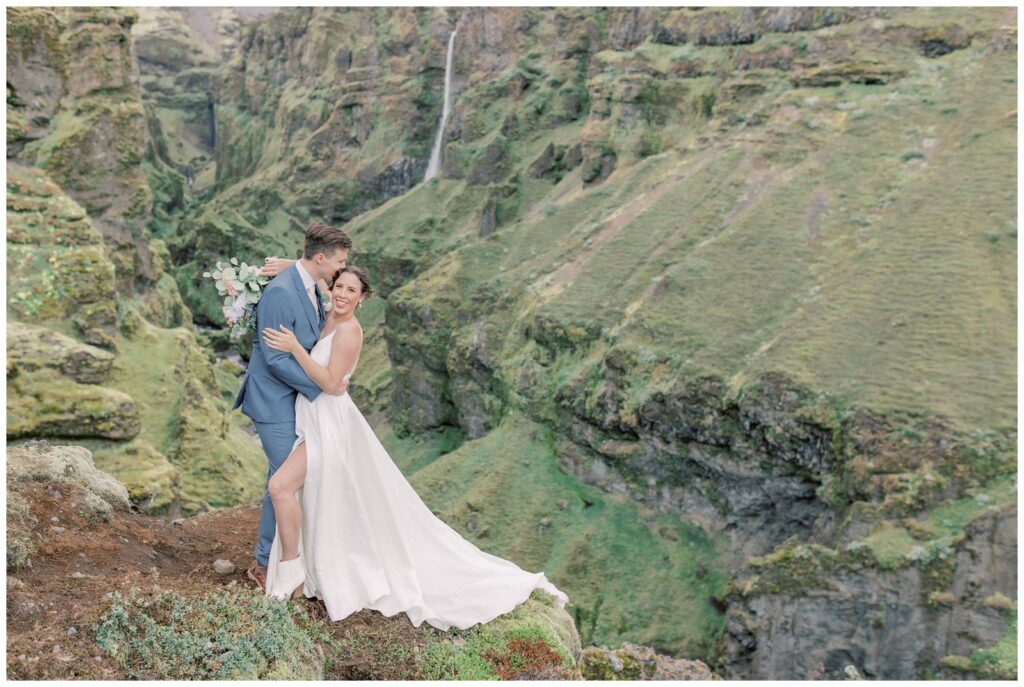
<box><xmin>259</xmin><ymin>256</ymin><xmax>293</xmax><ymax>277</ymax></box>
<box><xmin>262</xmin><ymin>325</ymin><xmax>301</xmax><ymax>354</ymax></box>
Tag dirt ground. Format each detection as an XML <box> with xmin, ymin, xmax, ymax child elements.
<box><xmin>6</xmin><ymin>479</ymin><xmax>431</xmax><ymax>680</ymax></box>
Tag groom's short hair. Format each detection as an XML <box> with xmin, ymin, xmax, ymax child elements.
<box><xmin>303</xmin><ymin>221</ymin><xmax>352</xmax><ymax>259</ymax></box>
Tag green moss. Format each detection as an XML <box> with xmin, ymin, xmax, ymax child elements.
<box><xmin>942</xmin><ymin>612</ymin><xmax>1017</xmax><ymax>680</ymax></box>
<box><xmin>7</xmin><ymin>367</ymin><xmax>140</xmax><ymax>440</ymax></box>
<box><xmin>102</xmin><ymin>316</ymin><xmax>265</xmax><ymax>513</ymax></box>
<box><xmin>861</xmin><ymin>475</ymin><xmax>1017</xmax><ymax>568</ymax></box>
<box><xmin>91</xmin><ymin>439</ymin><xmax>179</xmax><ymax>514</ymax></box>
<box><xmin>419</xmin><ymin>589</ymin><xmax>580</xmax><ymax>680</ymax></box>
<box><xmin>745</xmin><ymin>541</ymin><xmax>842</xmax><ymax>595</ymax></box>
<box><xmin>6</xmin><ymin>165</ymin><xmax>118</xmax><ymax>347</ymax></box>
<box><xmin>579</xmin><ymin>645</ymin><xmax>657</xmax><ymax>680</ymax></box>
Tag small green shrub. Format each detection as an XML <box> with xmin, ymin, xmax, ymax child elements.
<box><xmin>92</xmin><ymin>583</ymin><xmax>334</xmax><ymax>679</ymax></box>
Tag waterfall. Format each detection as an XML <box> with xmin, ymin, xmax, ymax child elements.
<box><xmin>424</xmin><ymin>28</ymin><xmax>457</xmax><ymax>182</ymax></box>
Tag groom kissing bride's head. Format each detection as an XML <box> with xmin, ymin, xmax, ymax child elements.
<box><xmin>301</xmin><ymin>220</ymin><xmax>352</xmax><ymax>282</ymax></box>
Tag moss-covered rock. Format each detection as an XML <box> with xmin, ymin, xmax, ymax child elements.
<box><xmin>7</xmin><ymin>321</ymin><xmax>115</xmax><ymax>384</ymax></box>
<box><xmin>579</xmin><ymin>641</ymin><xmax>714</xmax><ymax>680</ymax></box>
<box><xmin>6</xmin><ymin>164</ymin><xmax>118</xmax><ymax>348</ymax></box>
<box><xmin>141</xmin><ymin>272</ymin><xmax>192</xmax><ymax>328</ymax></box>
<box><xmin>790</xmin><ymin>61</ymin><xmax>906</xmax><ymax>88</ymax></box>
<box><xmin>418</xmin><ymin>589</ymin><xmax>582</xmax><ymax>679</ymax></box>
<box><xmin>6</xmin><ymin>8</ymin><xmax>65</xmax><ymax>151</ymax></box>
<box><xmin>9</xmin><ymin>7</ymin><xmax>155</xmax><ymax>289</ymax></box>
<box><xmin>580</xmin><ymin>643</ymin><xmax>656</xmax><ymax>679</ymax></box>
<box><xmin>7</xmin><ymin>368</ymin><xmax>141</xmax><ymax>440</ymax></box>
<box><xmin>7</xmin><ymin>442</ymin><xmax>131</xmax><ymax>512</ymax></box>
<box><xmin>91</xmin><ymin>439</ymin><xmax>180</xmax><ymax>513</ymax></box>
<box><xmin>6</xmin><ymin>489</ymin><xmax>37</xmax><ymax>571</ymax></box>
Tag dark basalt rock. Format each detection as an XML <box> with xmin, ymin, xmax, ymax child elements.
<box><xmin>581</xmin><ymin>149</ymin><xmax>618</xmax><ymax>185</ymax></box>
<box><xmin>370</xmin><ymin>156</ymin><xmax>428</xmax><ymax>201</ymax></box>
<box><xmin>791</xmin><ymin>62</ymin><xmax>906</xmax><ymax>88</ymax></box>
<box><xmin>468</xmin><ymin>138</ymin><xmax>511</xmax><ymax>185</ymax></box>
<box><xmin>723</xmin><ymin>505</ymin><xmax>1017</xmax><ymax>680</ymax></box>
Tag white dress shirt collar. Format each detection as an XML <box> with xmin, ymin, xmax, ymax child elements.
<box><xmin>295</xmin><ymin>260</ymin><xmax>317</xmax><ymax>291</ymax></box>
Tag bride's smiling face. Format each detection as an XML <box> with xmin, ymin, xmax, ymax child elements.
<box><xmin>330</xmin><ymin>272</ymin><xmax>366</xmax><ymax>316</ymax></box>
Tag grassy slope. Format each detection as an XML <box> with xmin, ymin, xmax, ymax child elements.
<box><xmin>336</xmin><ymin>7</ymin><xmax>1015</xmax><ymax>658</ymax></box>
<box><xmin>406</xmin><ymin>412</ymin><xmax>729</xmax><ymax>656</ymax></box>
<box><xmin>352</xmin><ymin>28</ymin><xmax>1015</xmax><ymax>430</ymax></box>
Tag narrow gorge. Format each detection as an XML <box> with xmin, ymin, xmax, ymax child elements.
<box><xmin>6</xmin><ymin>6</ymin><xmax>1017</xmax><ymax>680</ymax></box>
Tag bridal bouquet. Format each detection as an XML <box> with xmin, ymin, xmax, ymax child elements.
<box><xmin>203</xmin><ymin>257</ymin><xmax>270</xmax><ymax>339</ymax></box>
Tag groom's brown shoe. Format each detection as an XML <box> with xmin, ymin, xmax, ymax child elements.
<box><xmin>247</xmin><ymin>560</ymin><xmax>267</xmax><ymax>591</ymax></box>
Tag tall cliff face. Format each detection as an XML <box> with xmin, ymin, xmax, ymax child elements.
<box><xmin>723</xmin><ymin>502</ymin><xmax>1017</xmax><ymax>679</ymax></box>
<box><xmin>8</xmin><ymin>7</ymin><xmax>154</xmax><ymax>289</ymax></box>
<box><xmin>6</xmin><ymin>7</ymin><xmax>266</xmax><ymax>517</ymax></box>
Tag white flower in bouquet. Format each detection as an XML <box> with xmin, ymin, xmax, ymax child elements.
<box><xmin>224</xmin><ymin>293</ymin><xmax>248</xmax><ymax>326</ymax></box>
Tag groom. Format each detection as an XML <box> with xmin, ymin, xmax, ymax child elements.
<box><xmin>233</xmin><ymin>220</ymin><xmax>352</xmax><ymax>590</ymax></box>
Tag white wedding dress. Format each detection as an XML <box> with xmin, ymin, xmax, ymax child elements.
<box><xmin>265</xmin><ymin>330</ymin><xmax>568</xmax><ymax>630</ymax></box>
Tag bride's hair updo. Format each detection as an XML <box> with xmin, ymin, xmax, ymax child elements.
<box><xmin>330</xmin><ymin>265</ymin><xmax>373</xmax><ymax>299</ymax></box>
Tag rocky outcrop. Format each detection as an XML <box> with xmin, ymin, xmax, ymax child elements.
<box><xmin>8</xmin><ymin>7</ymin><xmax>155</xmax><ymax>288</ymax></box>
<box><xmin>4</xmin><ymin>345</ymin><xmax>124</xmax><ymax>445</ymax></box>
<box><xmin>580</xmin><ymin>642</ymin><xmax>714</xmax><ymax>680</ymax></box>
<box><xmin>7</xmin><ymin>442</ymin><xmax>130</xmax><ymax>570</ymax></box>
<box><xmin>7</xmin><ymin>322</ymin><xmax>114</xmax><ymax>384</ymax></box>
<box><xmin>723</xmin><ymin>504</ymin><xmax>1017</xmax><ymax>679</ymax></box>
<box><xmin>6</xmin><ymin>164</ymin><xmax>118</xmax><ymax>349</ymax></box>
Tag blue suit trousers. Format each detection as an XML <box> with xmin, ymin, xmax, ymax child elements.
<box><xmin>253</xmin><ymin>419</ymin><xmax>298</xmax><ymax>567</ymax></box>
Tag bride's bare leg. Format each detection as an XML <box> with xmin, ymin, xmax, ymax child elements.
<box><xmin>268</xmin><ymin>442</ymin><xmax>307</xmax><ymax>561</ymax></box>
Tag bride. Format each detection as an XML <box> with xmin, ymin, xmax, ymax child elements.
<box><xmin>259</xmin><ymin>265</ymin><xmax>568</xmax><ymax>630</ymax></box>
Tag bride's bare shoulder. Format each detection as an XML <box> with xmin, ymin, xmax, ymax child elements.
<box><xmin>332</xmin><ymin>319</ymin><xmax>363</xmax><ymax>342</ymax></box>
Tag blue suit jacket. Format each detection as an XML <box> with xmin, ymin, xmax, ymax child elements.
<box><xmin>233</xmin><ymin>264</ymin><xmax>324</xmax><ymax>423</ymax></box>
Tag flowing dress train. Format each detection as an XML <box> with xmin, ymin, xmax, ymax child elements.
<box><xmin>265</xmin><ymin>330</ymin><xmax>568</xmax><ymax>629</ymax></box>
